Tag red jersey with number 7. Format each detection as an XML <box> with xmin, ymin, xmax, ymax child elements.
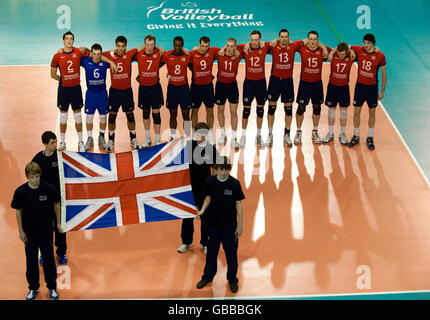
<box><xmin>103</xmin><ymin>48</ymin><xmax>138</xmax><ymax>90</ymax></box>
<box><xmin>351</xmin><ymin>46</ymin><xmax>386</xmax><ymax>85</ymax></box>
<box><xmin>133</xmin><ymin>49</ymin><xmax>164</xmax><ymax>87</ymax></box>
<box><xmin>329</xmin><ymin>52</ymin><xmax>354</xmax><ymax>86</ymax></box>
<box><xmin>190</xmin><ymin>47</ymin><xmax>219</xmax><ymax>85</ymax></box>
<box><xmin>237</xmin><ymin>42</ymin><xmax>271</xmax><ymax>81</ymax></box>
<box><xmin>164</xmin><ymin>50</ymin><xmax>191</xmax><ymax>86</ymax></box>
<box><xmin>51</xmin><ymin>47</ymin><xmax>89</xmax><ymax>87</ymax></box>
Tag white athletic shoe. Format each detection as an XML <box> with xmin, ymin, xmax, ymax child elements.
<box><xmin>294</xmin><ymin>131</ymin><xmax>302</xmax><ymax>145</ymax></box>
<box><xmin>201</xmin><ymin>244</ymin><xmax>207</xmax><ymax>255</ymax></box>
<box><xmin>231</xmin><ymin>138</ymin><xmax>240</xmax><ymax>151</ymax></box>
<box><xmin>85</xmin><ymin>137</ymin><xmax>94</xmax><ymax>150</ymax></box>
<box><xmin>106</xmin><ymin>140</ymin><xmax>114</xmax><ymax>153</ymax></box>
<box><xmin>177</xmin><ymin>243</ymin><xmax>193</xmax><ymax>253</ymax></box>
<box><xmin>312</xmin><ymin>130</ymin><xmax>322</xmax><ymax>144</ymax></box>
<box><xmin>239</xmin><ymin>136</ymin><xmax>246</xmax><ymax>148</ymax></box>
<box><xmin>78</xmin><ymin>141</ymin><xmax>86</xmax><ymax>152</ymax></box>
<box><xmin>141</xmin><ymin>139</ymin><xmax>152</xmax><ymax>148</ymax></box>
<box><xmin>130</xmin><ymin>138</ymin><xmax>139</xmax><ymax>150</ymax></box>
<box><xmin>339</xmin><ymin>133</ymin><xmax>348</xmax><ymax>145</ymax></box>
<box><xmin>322</xmin><ymin>132</ymin><xmax>334</xmax><ymax>144</ymax></box>
<box><xmin>98</xmin><ymin>135</ymin><xmax>107</xmax><ymax>150</ymax></box>
<box><xmin>256</xmin><ymin>135</ymin><xmax>264</xmax><ymax>147</ymax></box>
<box><xmin>284</xmin><ymin>134</ymin><xmax>293</xmax><ymax>147</ymax></box>
<box><xmin>58</xmin><ymin>142</ymin><xmax>66</xmax><ymax>151</ymax></box>
<box><xmin>266</xmin><ymin>134</ymin><xmax>273</xmax><ymax>147</ymax></box>
<box><xmin>155</xmin><ymin>138</ymin><xmax>161</xmax><ymax>145</ymax></box>
<box><xmin>217</xmin><ymin>135</ymin><xmax>227</xmax><ymax>146</ymax></box>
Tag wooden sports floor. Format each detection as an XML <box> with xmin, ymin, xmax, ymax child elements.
<box><xmin>1</xmin><ymin>63</ymin><xmax>430</xmax><ymax>299</ymax></box>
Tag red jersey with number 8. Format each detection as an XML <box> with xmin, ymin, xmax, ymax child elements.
<box><xmin>164</xmin><ymin>50</ymin><xmax>191</xmax><ymax>86</ymax></box>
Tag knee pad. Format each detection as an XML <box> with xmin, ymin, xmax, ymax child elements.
<box><xmin>59</xmin><ymin>112</ymin><xmax>68</xmax><ymax>125</ymax></box>
<box><xmin>86</xmin><ymin>114</ymin><xmax>94</xmax><ymax>124</ymax></box>
<box><xmin>268</xmin><ymin>104</ymin><xmax>277</xmax><ymax>115</ymax></box>
<box><xmin>312</xmin><ymin>105</ymin><xmax>321</xmax><ymax>116</ymax></box>
<box><xmin>108</xmin><ymin>113</ymin><xmax>117</xmax><ymax>124</ymax></box>
<box><xmin>242</xmin><ymin>108</ymin><xmax>251</xmax><ymax>119</ymax></box>
<box><xmin>284</xmin><ymin>106</ymin><xmax>293</xmax><ymax>116</ymax></box>
<box><xmin>73</xmin><ymin>112</ymin><xmax>82</xmax><ymax>124</ymax></box>
<box><xmin>152</xmin><ymin>112</ymin><xmax>161</xmax><ymax>125</ymax></box>
<box><xmin>126</xmin><ymin>112</ymin><xmax>135</xmax><ymax>123</ymax></box>
<box><xmin>296</xmin><ymin>104</ymin><xmax>306</xmax><ymax>116</ymax></box>
<box><xmin>99</xmin><ymin>114</ymin><xmax>107</xmax><ymax>124</ymax></box>
<box><xmin>256</xmin><ymin>106</ymin><xmax>264</xmax><ymax>118</ymax></box>
<box><xmin>340</xmin><ymin>109</ymin><xmax>348</xmax><ymax>121</ymax></box>
<box><xmin>142</xmin><ymin>109</ymin><xmax>150</xmax><ymax>120</ymax></box>
<box><xmin>328</xmin><ymin>108</ymin><xmax>336</xmax><ymax>120</ymax></box>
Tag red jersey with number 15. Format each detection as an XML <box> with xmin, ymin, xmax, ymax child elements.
<box><xmin>133</xmin><ymin>49</ymin><xmax>164</xmax><ymax>87</ymax></box>
<box><xmin>103</xmin><ymin>48</ymin><xmax>138</xmax><ymax>90</ymax></box>
<box><xmin>298</xmin><ymin>46</ymin><xmax>330</xmax><ymax>83</ymax></box>
<box><xmin>237</xmin><ymin>42</ymin><xmax>271</xmax><ymax>81</ymax></box>
<box><xmin>271</xmin><ymin>40</ymin><xmax>304</xmax><ymax>79</ymax></box>
<box><xmin>329</xmin><ymin>53</ymin><xmax>354</xmax><ymax>86</ymax></box>
<box><xmin>216</xmin><ymin>48</ymin><xmax>243</xmax><ymax>84</ymax></box>
<box><xmin>190</xmin><ymin>47</ymin><xmax>219</xmax><ymax>85</ymax></box>
<box><xmin>164</xmin><ymin>50</ymin><xmax>191</xmax><ymax>86</ymax></box>
<box><xmin>51</xmin><ymin>47</ymin><xmax>89</xmax><ymax>87</ymax></box>
<box><xmin>351</xmin><ymin>46</ymin><xmax>386</xmax><ymax>85</ymax></box>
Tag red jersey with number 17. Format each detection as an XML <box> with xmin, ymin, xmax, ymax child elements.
<box><xmin>329</xmin><ymin>52</ymin><xmax>354</xmax><ymax>86</ymax></box>
<box><xmin>216</xmin><ymin>48</ymin><xmax>243</xmax><ymax>84</ymax></box>
<box><xmin>164</xmin><ymin>50</ymin><xmax>191</xmax><ymax>86</ymax></box>
<box><xmin>271</xmin><ymin>40</ymin><xmax>304</xmax><ymax>79</ymax></box>
<box><xmin>190</xmin><ymin>47</ymin><xmax>219</xmax><ymax>85</ymax></box>
<box><xmin>103</xmin><ymin>48</ymin><xmax>138</xmax><ymax>90</ymax></box>
<box><xmin>351</xmin><ymin>46</ymin><xmax>386</xmax><ymax>85</ymax></box>
<box><xmin>133</xmin><ymin>49</ymin><xmax>164</xmax><ymax>87</ymax></box>
<box><xmin>51</xmin><ymin>47</ymin><xmax>89</xmax><ymax>87</ymax></box>
<box><xmin>237</xmin><ymin>42</ymin><xmax>271</xmax><ymax>81</ymax></box>
<box><xmin>298</xmin><ymin>46</ymin><xmax>330</xmax><ymax>83</ymax></box>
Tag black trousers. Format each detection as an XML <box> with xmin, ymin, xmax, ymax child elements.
<box><xmin>181</xmin><ymin>212</ymin><xmax>208</xmax><ymax>247</ymax></box>
<box><xmin>201</xmin><ymin>226</ymin><xmax>238</xmax><ymax>284</ymax></box>
<box><xmin>52</xmin><ymin>213</ymin><xmax>67</xmax><ymax>256</ymax></box>
<box><xmin>25</xmin><ymin>233</ymin><xmax>57</xmax><ymax>291</ymax></box>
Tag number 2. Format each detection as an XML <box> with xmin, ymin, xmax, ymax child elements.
<box><xmin>67</xmin><ymin>60</ymin><xmax>73</xmax><ymax>73</ymax></box>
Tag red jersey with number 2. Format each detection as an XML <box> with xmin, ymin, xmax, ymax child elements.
<box><xmin>51</xmin><ymin>47</ymin><xmax>89</xmax><ymax>87</ymax></box>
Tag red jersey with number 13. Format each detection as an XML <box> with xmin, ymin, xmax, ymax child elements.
<box><xmin>271</xmin><ymin>40</ymin><xmax>304</xmax><ymax>79</ymax></box>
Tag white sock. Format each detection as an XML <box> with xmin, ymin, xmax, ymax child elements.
<box><xmin>87</xmin><ymin>130</ymin><xmax>93</xmax><ymax>138</ymax></box>
<box><xmin>354</xmin><ymin>128</ymin><xmax>360</xmax><ymax>136</ymax></box>
<box><xmin>220</xmin><ymin>127</ymin><xmax>225</xmax><ymax>137</ymax></box>
<box><xmin>77</xmin><ymin>131</ymin><xmax>83</xmax><ymax>142</ymax></box>
<box><xmin>340</xmin><ymin>126</ymin><xmax>346</xmax><ymax>134</ymax></box>
<box><xmin>241</xmin><ymin>128</ymin><xmax>246</xmax><ymax>137</ymax></box>
<box><xmin>313</xmin><ymin>126</ymin><xmax>318</xmax><ymax>131</ymax></box>
<box><xmin>61</xmin><ymin>133</ymin><xmax>66</xmax><ymax>143</ymax></box>
<box><xmin>145</xmin><ymin>129</ymin><xmax>150</xmax><ymax>140</ymax></box>
<box><xmin>329</xmin><ymin>126</ymin><xmax>334</xmax><ymax>135</ymax></box>
<box><xmin>232</xmin><ymin>130</ymin><xmax>237</xmax><ymax>139</ymax></box>
<box><xmin>155</xmin><ymin>133</ymin><xmax>160</xmax><ymax>142</ymax></box>
<box><xmin>257</xmin><ymin>128</ymin><xmax>261</xmax><ymax>136</ymax></box>
<box><xmin>268</xmin><ymin>127</ymin><xmax>273</xmax><ymax>135</ymax></box>
<box><xmin>170</xmin><ymin>128</ymin><xmax>176</xmax><ymax>138</ymax></box>
<box><xmin>368</xmin><ymin>128</ymin><xmax>374</xmax><ymax>137</ymax></box>
<box><xmin>100</xmin><ymin>129</ymin><xmax>105</xmax><ymax>134</ymax></box>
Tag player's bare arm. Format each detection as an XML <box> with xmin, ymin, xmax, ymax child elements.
<box><xmin>50</xmin><ymin>66</ymin><xmax>60</xmax><ymax>81</ymax></box>
<box><xmin>101</xmin><ymin>55</ymin><xmax>118</xmax><ymax>74</ymax></box>
<box><xmin>196</xmin><ymin>196</ymin><xmax>211</xmax><ymax>217</ymax></box>
<box><xmin>378</xmin><ymin>65</ymin><xmax>387</xmax><ymax>100</ymax></box>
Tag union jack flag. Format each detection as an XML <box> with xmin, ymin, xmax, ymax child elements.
<box><xmin>58</xmin><ymin>138</ymin><xmax>197</xmax><ymax>232</ymax></box>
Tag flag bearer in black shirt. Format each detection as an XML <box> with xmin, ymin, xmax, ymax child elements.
<box><xmin>11</xmin><ymin>162</ymin><xmax>62</xmax><ymax>300</ymax></box>
<box><xmin>178</xmin><ymin>122</ymin><xmax>219</xmax><ymax>254</ymax></box>
<box><xmin>195</xmin><ymin>156</ymin><xmax>245</xmax><ymax>293</ymax></box>
<box><xmin>32</xmin><ymin>131</ymin><xmax>68</xmax><ymax>265</ymax></box>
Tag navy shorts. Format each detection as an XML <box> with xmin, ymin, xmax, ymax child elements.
<box><xmin>85</xmin><ymin>89</ymin><xmax>108</xmax><ymax>115</ymax></box>
<box><xmin>108</xmin><ymin>87</ymin><xmax>134</xmax><ymax>113</ymax></box>
<box><xmin>191</xmin><ymin>82</ymin><xmax>215</xmax><ymax>109</ymax></box>
<box><xmin>243</xmin><ymin>78</ymin><xmax>267</xmax><ymax>106</ymax></box>
<box><xmin>267</xmin><ymin>76</ymin><xmax>294</xmax><ymax>103</ymax></box>
<box><xmin>325</xmin><ymin>83</ymin><xmax>350</xmax><ymax>108</ymax></box>
<box><xmin>215</xmin><ymin>80</ymin><xmax>239</xmax><ymax>105</ymax></box>
<box><xmin>353</xmin><ymin>83</ymin><xmax>379</xmax><ymax>108</ymax></box>
<box><xmin>296</xmin><ymin>80</ymin><xmax>324</xmax><ymax>106</ymax></box>
<box><xmin>138</xmin><ymin>83</ymin><xmax>163</xmax><ymax>110</ymax></box>
<box><xmin>166</xmin><ymin>84</ymin><xmax>192</xmax><ymax>110</ymax></box>
<box><xmin>57</xmin><ymin>85</ymin><xmax>83</xmax><ymax>111</ymax></box>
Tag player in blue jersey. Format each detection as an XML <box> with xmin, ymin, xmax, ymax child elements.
<box><xmin>81</xmin><ymin>43</ymin><xmax>110</xmax><ymax>150</ymax></box>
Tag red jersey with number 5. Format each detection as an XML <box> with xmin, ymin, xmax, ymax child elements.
<box><xmin>271</xmin><ymin>40</ymin><xmax>304</xmax><ymax>79</ymax></box>
<box><xmin>134</xmin><ymin>49</ymin><xmax>164</xmax><ymax>87</ymax></box>
<box><xmin>103</xmin><ymin>48</ymin><xmax>138</xmax><ymax>90</ymax></box>
<box><xmin>190</xmin><ymin>47</ymin><xmax>219</xmax><ymax>85</ymax></box>
<box><xmin>51</xmin><ymin>47</ymin><xmax>89</xmax><ymax>87</ymax></box>
<box><xmin>216</xmin><ymin>49</ymin><xmax>243</xmax><ymax>84</ymax></box>
<box><xmin>351</xmin><ymin>46</ymin><xmax>386</xmax><ymax>85</ymax></box>
<box><xmin>329</xmin><ymin>53</ymin><xmax>354</xmax><ymax>86</ymax></box>
<box><xmin>164</xmin><ymin>50</ymin><xmax>191</xmax><ymax>86</ymax></box>
<box><xmin>237</xmin><ymin>42</ymin><xmax>271</xmax><ymax>81</ymax></box>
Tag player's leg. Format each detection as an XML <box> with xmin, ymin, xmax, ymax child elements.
<box><xmin>240</xmin><ymin>79</ymin><xmax>254</xmax><ymax>148</ymax></box>
<box><xmin>167</xmin><ymin>84</ymin><xmax>179</xmax><ymax>140</ymax></box>
<box><xmin>84</xmin><ymin>90</ymin><xmax>95</xmax><ymax>150</ymax></box>
<box><xmin>282</xmin><ymin>78</ymin><xmax>295</xmax><ymax>147</ymax></box>
<box><xmin>215</xmin><ymin>81</ymin><xmax>227</xmax><ymax>145</ymax></box>
<box><xmin>70</xmin><ymin>85</ymin><xmax>85</xmax><ymax>151</ymax></box>
<box><xmin>106</xmin><ymin>87</ymin><xmax>119</xmax><ymax>152</ymax></box>
<box><xmin>152</xmin><ymin>82</ymin><xmax>163</xmax><ymax>145</ymax></box>
<box><xmin>138</xmin><ymin>85</ymin><xmax>151</xmax><ymax>148</ymax></box>
<box><xmin>255</xmin><ymin>78</ymin><xmax>267</xmax><ymax>147</ymax></box>
<box><xmin>180</xmin><ymin>85</ymin><xmax>193</xmax><ymax>138</ymax></box>
<box><xmin>122</xmin><ymin>88</ymin><xmax>139</xmax><ymax>150</ymax></box>
<box><xmin>203</xmin><ymin>83</ymin><xmax>215</xmax><ymax>142</ymax></box>
<box><xmin>349</xmin><ymin>83</ymin><xmax>365</xmax><ymax>147</ymax></box>
<box><xmin>57</xmin><ymin>86</ymin><xmax>69</xmax><ymax>150</ymax></box>
<box><xmin>338</xmin><ymin>85</ymin><xmax>350</xmax><ymax>145</ymax></box>
<box><xmin>152</xmin><ymin>109</ymin><xmax>161</xmax><ymax>145</ymax></box>
<box><xmin>322</xmin><ymin>83</ymin><xmax>336</xmax><ymax>143</ymax></box>
<box><xmin>294</xmin><ymin>81</ymin><xmax>310</xmax><ymax>145</ymax></box>
<box><xmin>366</xmin><ymin>85</ymin><xmax>379</xmax><ymax>150</ymax></box>
<box><xmin>310</xmin><ymin>81</ymin><xmax>324</xmax><ymax>144</ymax></box>
<box><xmin>228</xmin><ymin>81</ymin><xmax>240</xmax><ymax>149</ymax></box>
<box><xmin>190</xmin><ymin>83</ymin><xmax>201</xmax><ymax>130</ymax></box>
<box><xmin>266</xmin><ymin>76</ymin><xmax>280</xmax><ymax>147</ymax></box>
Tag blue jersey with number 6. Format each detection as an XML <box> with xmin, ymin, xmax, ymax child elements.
<box><xmin>81</xmin><ymin>57</ymin><xmax>108</xmax><ymax>91</ymax></box>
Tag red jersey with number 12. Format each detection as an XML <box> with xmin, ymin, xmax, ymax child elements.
<box><xmin>103</xmin><ymin>48</ymin><xmax>138</xmax><ymax>90</ymax></box>
<box><xmin>238</xmin><ymin>42</ymin><xmax>271</xmax><ymax>81</ymax></box>
<box><xmin>51</xmin><ymin>47</ymin><xmax>89</xmax><ymax>87</ymax></box>
<box><xmin>164</xmin><ymin>50</ymin><xmax>191</xmax><ymax>86</ymax></box>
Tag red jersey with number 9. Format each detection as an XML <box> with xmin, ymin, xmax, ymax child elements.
<box><xmin>351</xmin><ymin>46</ymin><xmax>386</xmax><ymax>85</ymax></box>
<box><xmin>190</xmin><ymin>47</ymin><xmax>219</xmax><ymax>85</ymax></box>
<box><xmin>164</xmin><ymin>50</ymin><xmax>191</xmax><ymax>86</ymax></box>
<box><xmin>51</xmin><ymin>47</ymin><xmax>89</xmax><ymax>87</ymax></box>
<box><xmin>103</xmin><ymin>48</ymin><xmax>138</xmax><ymax>90</ymax></box>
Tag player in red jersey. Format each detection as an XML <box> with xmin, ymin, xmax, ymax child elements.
<box><xmin>237</xmin><ymin>30</ymin><xmax>271</xmax><ymax>148</ymax></box>
<box><xmin>322</xmin><ymin>42</ymin><xmax>355</xmax><ymax>145</ymax></box>
<box><xmin>294</xmin><ymin>30</ymin><xmax>329</xmax><ymax>145</ymax></box>
<box><xmin>215</xmin><ymin>38</ymin><xmax>243</xmax><ymax>150</ymax></box>
<box><xmin>164</xmin><ymin>36</ymin><xmax>193</xmax><ymax>140</ymax></box>
<box><xmin>346</xmin><ymin>34</ymin><xmax>387</xmax><ymax>150</ymax></box>
<box><xmin>189</xmin><ymin>36</ymin><xmax>220</xmax><ymax>140</ymax></box>
<box><xmin>134</xmin><ymin>35</ymin><xmax>166</xmax><ymax>147</ymax></box>
<box><xmin>103</xmin><ymin>35</ymin><xmax>140</xmax><ymax>152</ymax></box>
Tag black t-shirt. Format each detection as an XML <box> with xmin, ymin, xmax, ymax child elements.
<box><xmin>188</xmin><ymin>140</ymin><xmax>219</xmax><ymax>205</ymax></box>
<box><xmin>32</xmin><ymin>150</ymin><xmax>60</xmax><ymax>190</ymax></box>
<box><xmin>11</xmin><ymin>181</ymin><xmax>61</xmax><ymax>239</ymax></box>
<box><xmin>203</xmin><ymin>175</ymin><xmax>245</xmax><ymax>229</ymax></box>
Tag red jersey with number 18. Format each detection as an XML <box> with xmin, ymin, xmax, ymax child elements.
<box><xmin>51</xmin><ymin>47</ymin><xmax>89</xmax><ymax>87</ymax></box>
<box><xmin>103</xmin><ymin>48</ymin><xmax>138</xmax><ymax>90</ymax></box>
<box><xmin>237</xmin><ymin>42</ymin><xmax>271</xmax><ymax>81</ymax></box>
<box><xmin>329</xmin><ymin>52</ymin><xmax>354</xmax><ymax>86</ymax></box>
<box><xmin>164</xmin><ymin>50</ymin><xmax>191</xmax><ymax>86</ymax></box>
<box><xmin>351</xmin><ymin>46</ymin><xmax>386</xmax><ymax>85</ymax></box>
